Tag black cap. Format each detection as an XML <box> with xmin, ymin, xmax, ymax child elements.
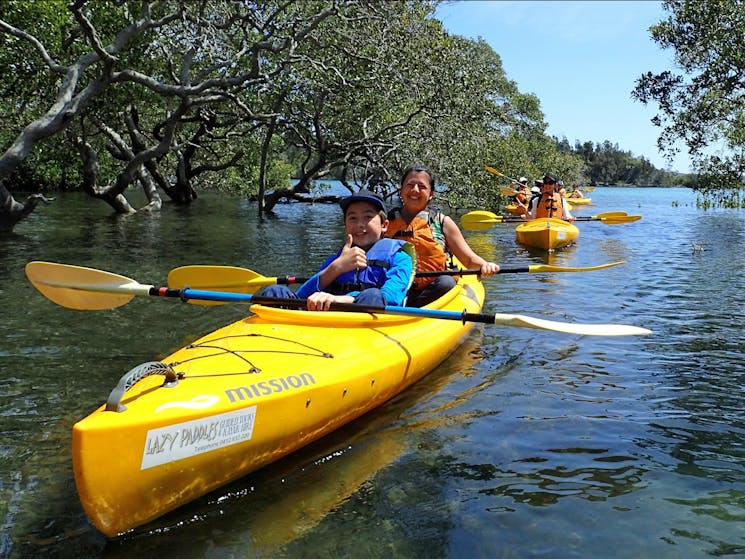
<box><xmin>543</xmin><ymin>173</ymin><xmax>557</xmax><ymax>183</ymax></box>
<box><xmin>339</xmin><ymin>189</ymin><xmax>386</xmax><ymax>214</ymax></box>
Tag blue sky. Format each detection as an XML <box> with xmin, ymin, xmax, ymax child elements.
<box><xmin>435</xmin><ymin>1</ymin><xmax>691</xmax><ymax>173</ymax></box>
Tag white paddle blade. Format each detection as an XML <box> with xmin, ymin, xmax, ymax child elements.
<box><xmin>493</xmin><ymin>313</ymin><xmax>652</xmax><ymax>336</ymax></box>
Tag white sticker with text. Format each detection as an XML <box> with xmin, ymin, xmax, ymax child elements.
<box><xmin>141</xmin><ymin>406</ymin><xmax>257</xmax><ymax>470</ymax></box>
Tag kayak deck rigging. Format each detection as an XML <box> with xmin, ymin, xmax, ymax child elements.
<box><xmin>179</xmin><ymin>331</ymin><xmax>336</xmax><ymax>368</ymax></box>
<box><xmin>105</xmin><ymin>330</ymin><xmax>341</xmax><ymax>412</ymax></box>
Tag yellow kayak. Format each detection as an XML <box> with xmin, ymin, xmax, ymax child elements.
<box><xmin>567</xmin><ymin>197</ymin><xmax>591</xmax><ymax>205</ymax></box>
<box><xmin>72</xmin><ymin>270</ymin><xmax>484</xmax><ymax>537</ymax></box>
<box><xmin>515</xmin><ymin>217</ymin><xmax>579</xmax><ymax>251</ymax></box>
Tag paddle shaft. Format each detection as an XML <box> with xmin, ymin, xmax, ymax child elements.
<box><xmin>176</xmin><ymin>289</ymin><xmax>649</xmax><ymax>334</ymax></box>
<box><xmin>242</xmin><ymin>265</ymin><xmax>601</xmax><ymax>286</ymax></box>
<box><xmin>461</xmin><ymin>210</ymin><xmax>641</xmax><ymax>232</ymax></box>
<box><xmin>481</xmin><ymin>215</ymin><xmax>628</xmax><ymax>223</ymax></box>
<box><xmin>233</xmin><ymin>267</ymin><xmax>545</xmax><ymax>286</ymax></box>
<box><xmin>419</xmin><ymin>267</ymin><xmax>529</xmax><ymax>277</ymax></box>
<box><xmin>149</xmin><ymin>288</ymin><xmax>577</xmax><ymax>327</ymax></box>
<box><xmin>146</xmin><ymin>286</ymin><xmax>494</xmax><ymax>324</ymax></box>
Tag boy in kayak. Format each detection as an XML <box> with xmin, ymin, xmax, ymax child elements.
<box><xmin>262</xmin><ymin>190</ymin><xmax>414</xmax><ymax>310</ymax></box>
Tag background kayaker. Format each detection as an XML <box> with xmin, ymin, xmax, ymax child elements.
<box><xmin>557</xmin><ymin>179</ymin><xmax>568</xmax><ymax>199</ymax></box>
<box><xmin>569</xmin><ymin>184</ymin><xmax>584</xmax><ymax>198</ymax></box>
<box><xmin>262</xmin><ymin>190</ymin><xmax>413</xmax><ymax>310</ymax></box>
<box><xmin>525</xmin><ymin>173</ymin><xmax>574</xmax><ymax>221</ymax></box>
<box><xmin>512</xmin><ymin>178</ymin><xmax>529</xmax><ymax>214</ymax></box>
<box><xmin>387</xmin><ymin>165</ymin><xmax>500</xmax><ymax>308</ymax></box>
<box><xmin>528</xmin><ymin>183</ymin><xmax>542</xmax><ymax>210</ymax></box>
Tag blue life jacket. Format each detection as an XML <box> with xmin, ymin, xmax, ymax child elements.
<box><xmin>328</xmin><ymin>238</ymin><xmax>408</xmax><ymax>295</ymax></box>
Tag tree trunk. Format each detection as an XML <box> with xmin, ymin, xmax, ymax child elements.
<box><xmin>263</xmin><ymin>188</ymin><xmax>341</xmax><ymax>212</ymax></box>
<box><xmin>0</xmin><ymin>183</ymin><xmax>55</xmax><ymax>233</ymax></box>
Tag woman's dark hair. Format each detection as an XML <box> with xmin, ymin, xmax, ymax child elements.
<box><xmin>400</xmin><ymin>165</ymin><xmax>435</xmax><ymax>191</ymax></box>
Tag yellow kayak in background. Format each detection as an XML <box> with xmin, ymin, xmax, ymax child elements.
<box><xmin>515</xmin><ymin>217</ymin><xmax>579</xmax><ymax>251</ymax></box>
<box><xmin>72</xmin><ymin>268</ymin><xmax>484</xmax><ymax>537</ymax></box>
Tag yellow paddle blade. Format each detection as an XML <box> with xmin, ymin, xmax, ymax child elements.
<box><xmin>168</xmin><ymin>265</ymin><xmax>273</xmax><ymax>306</ymax></box>
<box><xmin>483</xmin><ymin>165</ymin><xmax>504</xmax><ymax>178</ymax></box>
<box><xmin>499</xmin><ymin>186</ymin><xmax>519</xmax><ymax>197</ymax></box>
<box><xmin>460</xmin><ymin>210</ymin><xmax>504</xmax><ymax>230</ymax></box>
<box><xmin>25</xmin><ymin>261</ymin><xmax>150</xmax><ymax>310</ymax></box>
<box><xmin>592</xmin><ymin>212</ymin><xmax>628</xmax><ymax>218</ymax></box>
<box><xmin>527</xmin><ymin>261</ymin><xmax>625</xmax><ymax>273</ymax></box>
<box><xmin>598</xmin><ymin>215</ymin><xmax>641</xmax><ymax>224</ymax></box>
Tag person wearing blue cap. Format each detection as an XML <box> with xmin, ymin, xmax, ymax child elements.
<box><xmin>262</xmin><ymin>189</ymin><xmax>414</xmax><ymax>310</ymax></box>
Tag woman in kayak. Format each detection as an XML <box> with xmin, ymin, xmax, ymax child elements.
<box><xmin>387</xmin><ymin>165</ymin><xmax>500</xmax><ymax>307</ymax></box>
<box><xmin>263</xmin><ymin>190</ymin><xmax>413</xmax><ymax>310</ymax></box>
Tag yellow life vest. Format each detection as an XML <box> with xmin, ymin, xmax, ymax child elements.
<box><xmin>387</xmin><ymin>209</ymin><xmax>449</xmax><ymax>290</ymax></box>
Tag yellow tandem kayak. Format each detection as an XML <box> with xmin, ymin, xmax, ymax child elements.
<box><xmin>515</xmin><ymin>217</ymin><xmax>579</xmax><ymax>251</ymax></box>
<box><xmin>72</xmin><ymin>270</ymin><xmax>484</xmax><ymax>537</ymax></box>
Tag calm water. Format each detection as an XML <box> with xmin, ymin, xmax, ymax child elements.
<box><xmin>2</xmin><ymin>186</ymin><xmax>745</xmax><ymax>558</ymax></box>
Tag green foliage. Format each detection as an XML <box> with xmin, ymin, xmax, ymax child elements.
<box><xmin>557</xmin><ymin>138</ymin><xmax>694</xmax><ymax>187</ymax></box>
<box><xmin>2</xmin><ymin>0</ymin><xmax>718</xmax><ymax>226</ymax></box>
<box><xmin>633</xmin><ymin>0</ymin><xmax>745</xmax><ymax>202</ymax></box>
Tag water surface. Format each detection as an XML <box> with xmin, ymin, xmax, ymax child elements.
<box><xmin>2</xmin><ymin>186</ymin><xmax>744</xmax><ymax>558</ymax></box>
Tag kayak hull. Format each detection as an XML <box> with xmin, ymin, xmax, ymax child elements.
<box><xmin>567</xmin><ymin>197</ymin><xmax>591</xmax><ymax>205</ymax></box>
<box><xmin>72</xmin><ymin>271</ymin><xmax>484</xmax><ymax>537</ymax></box>
<box><xmin>515</xmin><ymin>217</ymin><xmax>579</xmax><ymax>251</ymax></box>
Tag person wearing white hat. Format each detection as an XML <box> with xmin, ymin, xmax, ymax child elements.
<box><xmin>512</xmin><ymin>181</ymin><xmax>529</xmax><ymax>214</ymax></box>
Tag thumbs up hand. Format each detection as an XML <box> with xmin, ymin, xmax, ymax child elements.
<box><xmin>336</xmin><ymin>234</ymin><xmax>367</xmax><ymax>273</ymax></box>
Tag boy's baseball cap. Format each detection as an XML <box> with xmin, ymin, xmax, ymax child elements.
<box><xmin>339</xmin><ymin>189</ymin><xmax>386</xmax><ymax>213</ymax></box>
